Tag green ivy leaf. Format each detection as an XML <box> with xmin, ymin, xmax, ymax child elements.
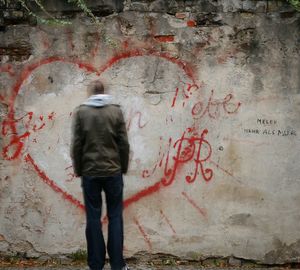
<box><xmin>287</xmin><ymin>0</ymin><xmax>300</xmax><ymax>11</ymax></box>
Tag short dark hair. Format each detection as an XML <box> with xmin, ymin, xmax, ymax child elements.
<box><xmin>89</xmin><ymin>80</ymin><xmax>104</xmax><ymax>95</ymax></box>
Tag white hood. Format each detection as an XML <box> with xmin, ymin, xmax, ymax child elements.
<box><xmin>82</xmin><ymin>94</ymin><xmax>113</xmax><ymax>107</ymax></box>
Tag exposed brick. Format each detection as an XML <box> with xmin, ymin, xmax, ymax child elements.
<box><xmin>0</xmin><ymin>43</ymin><xmax>32</xmax><ymax>62</ymax></box>
<box><xmin>187</xmin><ymin>20</ymin><xmax>197</xmax><ymax>27</ymax></box>
<box><xmin>154</xmin><ymin>35</ymin><xmax>175</xmax><ymax>43</ymax></box>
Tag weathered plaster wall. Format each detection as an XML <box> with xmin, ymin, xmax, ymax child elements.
<box><xmin>0</xmin><ymin>0</ymin><xmax>300</xmax><ymax>264</ymax></box>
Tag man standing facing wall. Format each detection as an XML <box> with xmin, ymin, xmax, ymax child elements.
<box><xmin>70</xmin><ymin>80</ymin><xmax>130</xmax><ymax>270</ymax></box>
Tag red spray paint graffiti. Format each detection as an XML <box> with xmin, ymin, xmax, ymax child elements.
<box><xmin>171</xmin><ymin>83</ymin><xmax>241</xmax><ymax>119</ymax></box>
<box><xmin>191</xmin><ymin>89</ymin><xmax>241</xmax><ymax>120</ymax></box>
<box><xmin>160</xmin><ymin>209</ymin><xmax>176</xmax><ymax>234</ymax></box>
<box><xmin>182</xmin><ymin>191</ymin><xmax>207</xmax><ymax>218</ymax></box>
<box><xmin>0</xmin><ymin>28</ymin><xmax>246</xmax><ymax>253</ymax></box>
<box><xmin>1</xmin><ymin>57</ymin><xmax>98</xmax><ymax>161</ymax></box>
<box><xmin>171</xmin><ymin>83</ymin><xmax>200</xmax><ymax>108</ymax></box>
<box><xmin>1</xmin><ymin>49</ymin><xmax>242</xmax><ymax>246</ymax></box>
<box><xmin>126</xmin><ymin>110</ymin><xmax>148</xmax><ymax>131</ymax></box>
<box><xmin>133</xmin><ymin>217</ymin><xmax>152</xmax><ymax>250</ymax></box>
<box><xmin>24</xmin><ymin>154</ymin><xmax>85</xmax><ymax>210</ymax></box>
<box><xmin>90</xmin><ymin>32</ymin><xmax>100</xmax><ymax>58</ymax></box>
<box><xmin>123</xmin><ymin>126</ymin><xmax>212</xmax><ymax>211</ymax></box>
<box><xmin>1</xmin><ymin>50</ymin><xmax>196</xmax><ymax>211</ymax></box>
<box><xmin>0</xmin><ymin>64</ymin><xmax>15</xmax><ymax>77</ymax></box>
<box><xmin>2</xmin><ymin>111</ymin><xmax>55</xmax><ymax>160</ymax></box>
<box><xmin>142</xmin><ymin>127</ymin><xmax>213</xmax><ymax>186</ymax></box>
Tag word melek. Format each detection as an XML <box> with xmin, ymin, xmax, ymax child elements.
<box><xmin>244</xmin><ymin>118</ymin><xmax>297</xmax><ymax>137</ymax></box>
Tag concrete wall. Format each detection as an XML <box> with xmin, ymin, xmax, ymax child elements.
<box><xmin>0</xmin><ymin>0</ymin><xmax>300</xmax><ymax>264</ymax></box>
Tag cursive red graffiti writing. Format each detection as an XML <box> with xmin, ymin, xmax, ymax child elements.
<box><xmin>2</xmin><ymin>50</ymin><xmax>196</xmax><ymax>210</ymax></box>
<box><xmin>1</xmin><ymin>111</ymin><xmax>56</xmax><ymax>160</ymax></box>
<box><xmin>171</xmin><ymin>83</ymin><xmax>200</xmax><ymax>108</ymax></box>
<box><xmin>161</xmin><ymin>128</ymin><xmax>213</xmax><ymax>186</ymax></box>
<box><xmin>192</xmin><ymin>89</ymin><xmax>241</xmax><ymax>120</ymax></box>
<box><xmin>126</xmin><ymin>110</ymin><xmax>148</xmax><ymax>131</ymax></box>
<box><xmin>2</xmin><ymin>131</ymin><xmax>30</xmax><ymax>160</ymax></box>
<box><xmin>143</xmin><ymin>127</ymin><xmax>213</xmax><ymax>187</ymax></box>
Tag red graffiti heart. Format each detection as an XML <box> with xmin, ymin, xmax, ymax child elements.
<box><xmin>2</xmin><ymin>49</ymin><xmax>196</xmax><ymax>211</ymax></box>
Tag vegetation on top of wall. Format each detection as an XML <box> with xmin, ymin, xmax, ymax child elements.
<box><xmin>0</xmin><ymin>0</ymin><xmax>119</xmax><ymax>47</ymax></box>
<box><xmin>18</xmin><ymin>0</ymin><xmax>72</xmax><ymax>25</ymax></box>
<box><xmin>287</xmin><ymin>0</ymin><xmax>300</xmax><ymax>11</ymax></box>
<box><xmin>68</xmin><ymin>0</ymin><xmax>99</xmax><ymax>23</ymax></box>
<box><xmin>0</xmin><ymin>0</ymin><xmax>299</xmax><ymax>26</ymax></box>
<box><xmin>0</xmin><ymin>0</ymin><xmax>99</xmax><ymax>25</ymax></box>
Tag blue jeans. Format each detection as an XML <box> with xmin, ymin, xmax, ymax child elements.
<box><xmin>81</xmin><ymin>174</ymin><xmax>125</xmax><ymax>270</ymax></box>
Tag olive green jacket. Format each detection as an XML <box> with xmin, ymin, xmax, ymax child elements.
<box><xmin>70</xmin><ymin>100</ymin><xmax>129</xmax><ymax>177</ymax></box>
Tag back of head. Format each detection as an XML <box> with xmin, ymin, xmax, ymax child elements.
<box><xmin>83</xmin><ymin>80</ymin><xmax>112</xmax><ymax>107</ymax></box>
<box><xmin>88</xmin><ymin>80</ymin><xmax>104</xmax><ymax>96</ymax></box>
